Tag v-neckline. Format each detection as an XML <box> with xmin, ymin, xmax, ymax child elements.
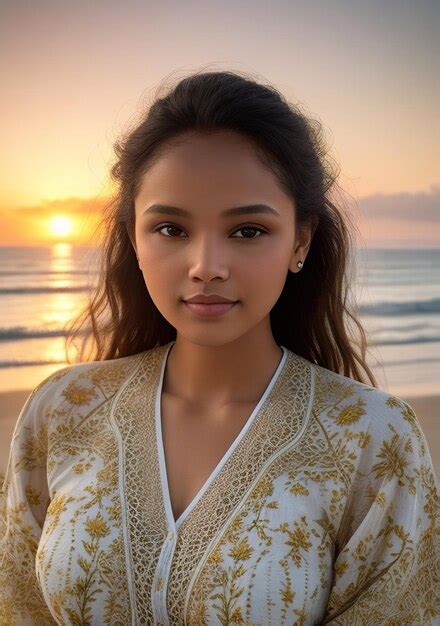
<box><xmin>155</xmin><ymin>341</ymin><xmax>289</xmax><ymax>533</ymax></box>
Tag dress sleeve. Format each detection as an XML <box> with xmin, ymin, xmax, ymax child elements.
<box><xmin>0</xmin><ymin>372</ymin><xmax>66</xmax><ymax>625</ymax></box>
<box><xmin>322</xmin><ymin>397</ymin><xmax>440</xmax><ymax>625</ymax></box>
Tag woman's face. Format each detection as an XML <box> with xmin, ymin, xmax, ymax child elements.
<box><xmin>132</xmin><ymin>130</ymin><xmax>312</xmax><ymax>347</ymax></box>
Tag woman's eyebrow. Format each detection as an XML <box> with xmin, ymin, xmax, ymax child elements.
<box><xmin>142</xmin><ymin>203</ymin><xmax>280</xmax><ymax>218</ymax></box>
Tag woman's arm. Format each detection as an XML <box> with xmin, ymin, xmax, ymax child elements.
<box><xmin>0</xmin><ymin>373</ymin><xmax>65</xmax><ymax>625</ymax></box>
<box><xmin>322</xmin><ymin>399</ymin><xmax>440</xmax><ymax>624</ymax></box>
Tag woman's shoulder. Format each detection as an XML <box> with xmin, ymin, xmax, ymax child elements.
<box><xmin>307</xmin><ymin>358</ymin><xmax>438</xmax><ymax>502</ymax></box>
<box><xmin>2</xmin><ymin>350</ymin><xmax>154</xmax><ymax>495</ymax></box>
<box><xmin>13</xmin><ymin>351</ymin><xmax>150</xmax><ymax>434</ymax></box>
<box><xmin>31</xmin><ymin>351</ymin><xmax>144</xmax><ymax>398</ymax></box>
<box><xmin>14</xmin><ymin>342</ymin><xmax>171</xmax><ymax>436</ymax></box>
<box><xmin>308</xmin><ymin>358</ymin><xmax>424</xmax><ymax>448</ymax></box>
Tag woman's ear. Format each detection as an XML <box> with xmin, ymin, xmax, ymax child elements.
<box><xmin>288</xmin><ymin>216</ymin><xmax>318</xmax><ymax>273</ymax></box>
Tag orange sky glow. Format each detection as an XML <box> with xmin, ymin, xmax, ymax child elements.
<box><xmin>0</xmin><ymin>1</ymin><xmax>438</xmax><ymax>248</ymax></box>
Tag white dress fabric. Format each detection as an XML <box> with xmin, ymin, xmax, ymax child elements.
<box><xmin>1</xmin><ymin>341</ymin><xmax>439</xmax><ymax>625</ymax></box>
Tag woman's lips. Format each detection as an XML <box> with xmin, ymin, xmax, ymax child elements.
<box><xmin>183</xmin><ymin>301</ymin><xmax>237</xmax><ymax>317</ymax></box>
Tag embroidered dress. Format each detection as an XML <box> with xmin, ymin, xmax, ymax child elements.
<box><xmin>1</xmin><ymin>341</ymin><xmax>439</xmax><ymax>625</ymax></box>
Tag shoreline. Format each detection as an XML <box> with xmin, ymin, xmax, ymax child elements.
<box><xmin>0</xmin><ymin>389</ymin><xmax>438</xmax><ymax>479</ymax></box>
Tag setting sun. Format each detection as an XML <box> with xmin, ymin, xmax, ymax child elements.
<box><xmin>49</xmin><ymin>215</ymin><xmax>74</xmax><ymax>239</ymax></box>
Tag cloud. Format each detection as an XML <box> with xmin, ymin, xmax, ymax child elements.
<box><xmin>5</xmin><ymin>195</ymin><xmax>108</xmax><ymax>217</ymax></box>
<box><xmin>1</xmin><ymin>185</ymin><xmax>439</xmax><ymax>247</ymax></box>
<box><xmin>356</xmin><ymin>185</ymin><xmax>440</xmax><ymax>222</ymax></box>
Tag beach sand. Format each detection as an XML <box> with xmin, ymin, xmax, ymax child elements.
<box><xmin>0</xmin><ymin>389</ymin><xmax>438</xmax><ymax>481</ymax></box>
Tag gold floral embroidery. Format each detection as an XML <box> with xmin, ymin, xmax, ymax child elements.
<box><xmin>1</xmin><ymin>345</ymin><xmax>438</xmax><ymax>625</ymax></box>
<box><xmin>335</xmin><ymin>397</ymin><xmax>367</xmax><ymax>425</ymax></box>
<box><xmin>62</xmin><ymin>381</ymin><xmax>99</xmax><ymax>406</ymax></box>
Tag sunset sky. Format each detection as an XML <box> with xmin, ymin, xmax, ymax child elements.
<box><xmin>0</xmin><ymin>0</ymin><xmax>438</xmax><ymax>247</ymax></box>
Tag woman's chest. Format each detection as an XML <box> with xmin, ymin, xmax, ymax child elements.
<box><xmin>37</xmin><ymin>453</ymin><xmax>334</xmax><ymax>625</ymax></box>
<box><xmin>160</xmin><ymin>394</ymin><xmax>259</xmax><ymax>523</ymax></box>
<box><xmin>36</xmin><ymin>378</ymin><xmax>336</xmax><ymax>624</ymax></box>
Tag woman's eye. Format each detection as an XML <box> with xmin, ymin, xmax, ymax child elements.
<box><xmin>232</xmin><ymin>226</ymin><xmax>266</xmax><ymax>239</ymax></box>
<box><xmin>154</xmin><ymin>224</ymin><xmax>266</xmax><ymax>239</ymax></box>
<box><xmin>155</xmin><ymin>224</ymin><xmax>186</xmax><ymax>237</ymax></box>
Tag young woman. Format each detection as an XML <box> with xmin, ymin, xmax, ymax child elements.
<box><xmin>1</xmin><ymin>70</ymin><xmax>439</xmax><ymax>625</ymax></box>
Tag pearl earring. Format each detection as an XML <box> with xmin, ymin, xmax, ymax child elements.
<box><xmin>297</xmin><ymin>260</ymin><xmax>303</xmax><ymax>269</ymax></box>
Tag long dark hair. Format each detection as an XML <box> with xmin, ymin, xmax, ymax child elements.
<box><xmin>65</xmin><ymin>69</ymin><xmax>378</xmax><ymax>386</ymax></box>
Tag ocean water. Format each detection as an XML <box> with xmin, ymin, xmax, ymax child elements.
<box><xmin>0</xmin><ymin>244</ymin><xmax>439</xmax><ymax>397</ymax></box>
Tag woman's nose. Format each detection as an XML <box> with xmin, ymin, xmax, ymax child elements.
<box><xmin>187</xmin><ymin>238</ymin><xmax>230</xmax><ymax>281</ymax></box>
